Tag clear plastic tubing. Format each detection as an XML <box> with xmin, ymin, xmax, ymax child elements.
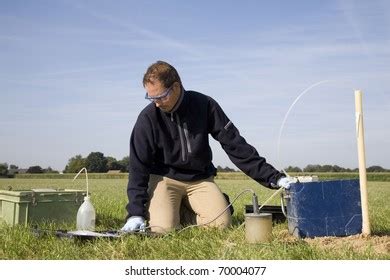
<box><xmin>277</xmin><ymin>80</ymin><xmax>332</xmax><ymax>177</ymax></box>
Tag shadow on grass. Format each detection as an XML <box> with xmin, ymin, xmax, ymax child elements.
<box><xmin>372</xmin><ymin>229</ymin><xmax>390</xmax><ymax>237</ymax></box>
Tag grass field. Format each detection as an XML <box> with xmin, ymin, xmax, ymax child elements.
<box><xmin>13</xmin><ymin>172</ymin><xmax>390</xmax><ymax>181</ymax></box>
<box><xmin>0</xmin><ymin>178</ymin><xmax>389</xmax><ymax>260</ymax></box>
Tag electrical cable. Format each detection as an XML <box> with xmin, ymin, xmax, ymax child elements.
<box><xmin>235</xmin><ymin>187</ymin><xmax>286</xmax><ymax>230</ymax></box>
<box><xmin>159</xmin><ymin>187</ymin><xmax>287</xmax><ymax>235</ymax></box>
<box><xmin>175</xmin><ymin>189</ymin><xmax>256</xmax><ymax>234</ymax></box>
<box><xmin>277</xmin><ymin>80</ymin><xmax>332</xmax><ymax>177</ymax></box>
<box><xmin>117</xmin><ymin>189</ymin><xmax>257</xmax><ymax>237</ymax></box>
<box><xmin>119</xmin><ymin>189</ymin><xmax>255</xmax><ymax>234</ymax></box>
<box><xmin>280</xmin><ymin>192</ymin><xmax>288</xmax><ymax>217</ymax></box>
<box><xmin>259</xmin><ymin>187</ymin><xmax>285</xmax><ymax>211</ymax></box>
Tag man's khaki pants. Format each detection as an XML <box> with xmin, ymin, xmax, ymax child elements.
<box><xmin>147</xmin><ymin>175</ymin><xmax>232</xmax><ymax>233</ymax></box>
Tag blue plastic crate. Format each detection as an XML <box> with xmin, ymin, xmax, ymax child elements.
<box><xmin>285</xmin><ymin>179</ymin><xmax>362</xmax><ymax>238</ymax></box>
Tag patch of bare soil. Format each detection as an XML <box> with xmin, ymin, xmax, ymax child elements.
<box><xmin>304</xmin><ymin>234</ymin><xmax>390</xmax><ymax>256</ymax></box>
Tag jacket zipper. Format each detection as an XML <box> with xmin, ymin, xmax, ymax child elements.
<box><xmin>183</xmin><ymin>122</ymin><xmax>192</xmax><ymax>154</ymax></box>
<box><xmin>175</xmin><ymin>114</ymin><xmax>191</xmax><ymax>162</ymax></box>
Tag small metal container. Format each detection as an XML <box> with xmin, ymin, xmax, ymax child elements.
<box><xmin>244</xmin><ymin>213</ymin><xmax>272</xmax><ymax>243</ymax></box>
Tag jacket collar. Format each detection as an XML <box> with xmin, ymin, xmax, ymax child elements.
<box><xmin>166</xmin><ymin>87</ymin><xmax>186</xmax><ymax>114</ymax></box>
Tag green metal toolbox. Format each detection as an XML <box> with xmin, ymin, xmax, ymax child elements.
<box><xmin>0</xmin><ymin>189</ymin><xmax>86</xmax><ymax>226</ymax></box>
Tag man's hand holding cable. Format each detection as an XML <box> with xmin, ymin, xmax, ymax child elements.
<box><xmin>277</xmin><ymin>176</ymin><xmax>295</xmax><ymax>189</ymax></box>
<box><xmin>121</xmin><ymin>216</ymin><xmax>146</xmax><ymax>232</ymax></box>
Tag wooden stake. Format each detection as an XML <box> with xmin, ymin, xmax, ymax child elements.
<box><xmin>354</xmin><ymin>90</ymin><xmax>371</xmax><ymax>235</ymax></box>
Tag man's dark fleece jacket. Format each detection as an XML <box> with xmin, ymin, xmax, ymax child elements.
<box><xmin>126</xmin><ymin>89</ymin><xmax>285</xmax><ymax>218</ymax></box>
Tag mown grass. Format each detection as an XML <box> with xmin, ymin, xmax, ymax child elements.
<box><xmin>13</xmin><ymin>172</ymin><xmax>390</xmax><ymax>181</ymax></box>
<box><xmin>0</xmin><ymin>178</ymin><xmax>389</xmax><ymax>260</ymax></box>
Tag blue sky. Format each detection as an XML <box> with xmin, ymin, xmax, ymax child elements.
<box><xmin>1</xmin><ymin>0</ymin><xmax>389</xmax><ymax>171</ymax></box>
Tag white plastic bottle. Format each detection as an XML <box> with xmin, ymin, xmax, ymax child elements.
<box><xmin>76</xmin><ymin>196</ymin><xmax>96</xmax><ymax>231</ymax></box>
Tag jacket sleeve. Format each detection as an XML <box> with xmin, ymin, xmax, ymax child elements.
<box><xmin>207</xmin><ymin>98</ymin><xmax>284</xmax><ymax>188</ymax></box>
<box><xmin>126</xmin><ymin>114</ymin><xmax>154</xmax><ymax>219</ymax></box>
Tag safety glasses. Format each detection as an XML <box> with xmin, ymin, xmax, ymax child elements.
<box><xmin>145</xmin><ymin>85</ymin><xmax>173</xmax><ymax>102</ymax></box>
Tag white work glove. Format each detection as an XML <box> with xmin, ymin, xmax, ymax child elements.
<box><xmin>277</xmin><ymin>177</ymin><xmax>296</xmax><ymax>189</ymax></box>
<box><xmin>121</xmin><ymin>216</ymin><xmax>146</xmax><ymax>232</ymax></box>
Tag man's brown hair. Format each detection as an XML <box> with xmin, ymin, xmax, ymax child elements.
<box><xmin>143</xmin><ymin>60</ymin><xmax>182</xmax><ymax>88</ymax></box>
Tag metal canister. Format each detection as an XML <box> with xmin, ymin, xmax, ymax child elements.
<box><xmin>244</xmin><ymin>213</ymin><xmax>272</xmax><ymax>243</ymax></box>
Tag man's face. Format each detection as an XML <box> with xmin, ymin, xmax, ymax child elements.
<box><xmin>144</xmin><ymin>80</ymin><xmax>180</xmax><ymax>112</ymax></box>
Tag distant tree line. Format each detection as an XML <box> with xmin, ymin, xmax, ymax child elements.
<box><xmin>1</xmin><ymin>159</ymin><xmax>389</xmax><ymax>178</ymax></box>
<box><xmin>0</xmin><ymin>163</ymin><xmax>60</xmax><ymax>176</ymax></box>
<box><xmin>0</xmin><ymin>152</ymin><xmax>129</xmax><ymax>176</ymax></box>
<box><xmin>284</xmin><ymin>164</ymin><xmax>390</xmax><ymax>173</ymax></box>
<box><xmin>63</xmin><ymin>152</ymin><xmax>129</xmax><ymax>173</ymax></box>
<box><xmin>216</xmin><ymin>165</ymin><xmax>237</xmax><ymax>172</ymax></box>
